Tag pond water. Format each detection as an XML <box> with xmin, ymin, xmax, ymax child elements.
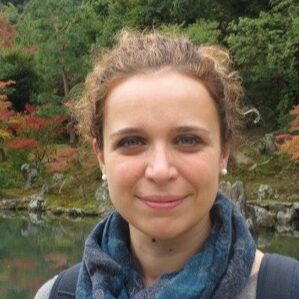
<box><xmin>0</xmin><ymin>212</ymin><xmax>298</xmax><ymax>299</ymax></box>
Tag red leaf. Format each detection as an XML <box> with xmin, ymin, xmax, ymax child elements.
<box><xmin>0</xmin><ymin>110</ymin><xmax>14</xmax><ymax>121</ymax></box>
<box><xmin>0</xmin><ymin>14</ymin><xmax>16</xmax><ymax>48</ymax></box>
<box><xmin>275</xmin><ymin>134</ymin><xmax>293</xmax><ymax>141</ymax></box>
<box><xmin>25</xmin><ymin>115</ymin><xmax>49</xmax><ymax>130</ymax></box>
<box><xmin>5</xmin><ymin>138</ymin><xmax>38</xmax><ymax>149</ymax></box>
<box><xmin>25</xmin><ymin>103</ymin><xmax>37</xmax><ymax>114</ymax></box>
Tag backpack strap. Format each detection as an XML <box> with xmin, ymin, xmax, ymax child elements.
<box><xmin>49</xmin><ymin>262</ymin><xmax>81</xmax><ymax>299</ymax></box>
<box><xmin>256</xmin><ymin>253</ymin><xmax>299</xmax><ymax>299</ymax></box>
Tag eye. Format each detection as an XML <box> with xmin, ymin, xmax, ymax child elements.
<box><xmin>175</xmin><ymin>135</ymin><xmax>202</xmax><ymax>146</ymax></box>
<box><xmin>118</xmin><ymin>136</ymin><xmax>146</xmax><ymax>148</ymax></box>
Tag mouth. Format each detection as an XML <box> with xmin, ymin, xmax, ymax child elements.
<box><xmin>136</xmin><ymin>194</ymin><xmax>187</xmax><ymax>210</ymax></box>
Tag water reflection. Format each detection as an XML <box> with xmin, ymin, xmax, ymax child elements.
<box><xmin>0</xmin><ymin>211</ymin><xmax>99</xmax><ymax>299</ymax></box>
<box><xmin>255</xmin><ymin>228</ymin><xmax>299</xmax><ymax>260</ymax></box>
<box><xmin>0</xmin><ymin>212</ymin><xmax>298</xmax><ymax>299</ymax></box>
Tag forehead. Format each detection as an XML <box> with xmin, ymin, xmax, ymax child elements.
<box><xmin>107</xmin><ymin>70</ymin><xmax>211</xmax><ymax>104</ymax></box>
<box><xmin>104</xmin><ymin>70</ymin><xmax>220</xmax><ymax>135</ymax></box>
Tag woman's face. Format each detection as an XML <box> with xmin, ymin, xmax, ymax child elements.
<box><xmin>95</xmin><ymin>70</ymin><xmax>229</xmax><ymax>240</ymax></box>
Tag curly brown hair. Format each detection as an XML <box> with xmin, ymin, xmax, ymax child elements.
<box><xmin>76</xmin><ymin>30</ymin><xmax>244</xmax><ymax>150</ymax></box>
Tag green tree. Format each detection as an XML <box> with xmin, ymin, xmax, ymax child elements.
<box><xmin>0</xmin><ymin>0</ymin><xmax>29</xmax><ymax>6</ymax></box>
<box><xmin>0</xmin><ymin>1</ymin><xmax>29</xmax><ymax>13</ymax></box>
<box><xmin>0</xmin><ymin>47</ymin><xmax>37</xmax><ymax>111</ymax></box>
<box><xmin>16</xmin><ymin>0</ymin><xmax>98</xmax><ymax>96</ymax></box>
<box><xmin>226</xmin><ymin>0</ymin><xmax>299</xmax><ymax>127</ymax></box>
<box><xmin>90</xmin><ymin>0</ymin><xmax>131</xmax><ymax>49</ymax></box>
<box><xmin>128</xmin><ymin>0</ymin><xmax>209</xmax><ymax>27</ymax></box>
<box><xmin>125</xmin><ymin>0</ymin><xmax>270</xmax><ymax>32</ymax></box>
<box><xmin>0</xmin><ymin>13</ymin><xmax>37</xmax><ymax>111</ymax></box>
<box><xmin>159</xmin><ymin>20</ymin><xmax>221</xmax><ymax>45</ymax></box>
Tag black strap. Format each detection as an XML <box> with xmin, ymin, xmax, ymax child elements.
<box><xmin>49</xmin><ymin>262</ymin><xmax>81</xmax><ymax>299</ymax></box>
<box><xmin>257</xmin><ymin>253</ymin><xmax>299</xmax><ymax>299</ymax></box>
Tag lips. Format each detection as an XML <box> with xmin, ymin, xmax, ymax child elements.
<box><xmin>136</xmin><ymin>195</ymin><xmax>186</xmax><ymax>210</ymax></box>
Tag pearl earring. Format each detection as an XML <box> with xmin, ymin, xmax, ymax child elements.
<box><xmin>221</xmin><ymin>168</ymin><xmax>228</xmax><ymax>176</ymax></box>
<box><xmin>101</xmin><ymin>168</ymin><xmax>107</xmax><ymax>181</ymax></box>
<box><xmin>95</xmin><ymin>170</ymin><xmax>109</xmax><ymax>201</ymax></box>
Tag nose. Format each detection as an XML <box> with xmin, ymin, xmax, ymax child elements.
<box><xmin>145</xmin><ymin>144</ymin><xmax>178</xmax><ymax>184</ymax></box>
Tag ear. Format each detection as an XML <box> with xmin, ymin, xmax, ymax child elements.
<box><xmin>92</xmin><ymin>138</ymin><xmax>105</xmax><ymax>169</ymax></box>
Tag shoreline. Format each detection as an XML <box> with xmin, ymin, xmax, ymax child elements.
<box><xmin>1</xmin><ymin>196</ymin><xmax>299</xmax><ymax>234</ymax></box>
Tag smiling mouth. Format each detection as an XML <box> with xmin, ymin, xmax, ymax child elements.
<box><xmin>136</xmin><ymin>195</ymin><xmax>187</xmax><ymax>210</ymax></box>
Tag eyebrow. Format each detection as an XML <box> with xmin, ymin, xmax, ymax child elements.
<box><xmin>110</xmin><ymin>127</ymin><xmax>145</xmax><ymax>138</ymax></box>
<box><xmin>110</xmin><ymin>125</ymin><xmax>210</xmax><ymax>138</ymax></box>
<box><xmin>174</xmin><ymin>125</ymin><xmax>210</xmax><ymax>135</ymax></box>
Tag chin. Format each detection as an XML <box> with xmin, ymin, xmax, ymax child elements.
<box><xmin>142</xmin><ymin>222</ymin><xmax>187</xmax><ymax>241</ymax></box>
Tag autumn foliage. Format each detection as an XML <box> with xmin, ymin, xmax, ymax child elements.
<box><xmin>0</xmin><ymin>14</ymin><xmax>16</xmax><ymax>48</ymax></box>
<box><xmin>48</xmin><ymin>147</ymin><xmax>78</xmax><ymax>172</ymax></box>
<box><xmin>5</xmin><ymin>138</ymin><xmax>38</xmax><ymax>149</ymax></box>
<box><xmin>276</xmin><ymin>105</ymin><xmax>299</xmax><ymax>163</ymax></box>
<box><xmin>0</xmin><ymin>79</ymin><xmax>69</xmax><ymax>167</ymax></box>
<box><xmin>0</xmin><ymin>80</ymin><xmax>15</xmax><ymax>100</ymax></box>
<box><xmin>0</xmin><ymin>80</ymin><xmax>15</xmax><ymax>141</ymax></box>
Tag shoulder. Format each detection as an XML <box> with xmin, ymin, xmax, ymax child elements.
<box><xmin>35</xmin><ymin>263</ymin><xmax>81</xmax><ymax>299</ymax></box>
<box><xmin>257</xmin><ymin>253</ymin><xmax>299</xmax><ymax>299</ymax></box>
<box><xmin>250</xmin><ymin>249</ymin><xmax>264</xmax><ymax>276</ymax></box>
<box><xmin>34</xmin><ymin>276</ymin><xmax>57</xmax><ymax>299</ymax></box>
<box><xmin>258</xmin><ymin>252</ymin><xmax>299</xmax><ymax>280</ymax></box>
<box><xmin>238</xmin><ymin>251</ymin><xmax>299</xmax><ymax>299</ymax></box>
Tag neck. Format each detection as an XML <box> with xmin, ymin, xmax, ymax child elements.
<box><xmin>129</xmin><ymin>215</ymin><xmax>212</xmax><ymax>287</ymax></box>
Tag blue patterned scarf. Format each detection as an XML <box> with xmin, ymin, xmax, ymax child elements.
<box><xmin>76</xmin><ymin>193</ymin><xmax>256</xmax><ymax>298</ymax></box>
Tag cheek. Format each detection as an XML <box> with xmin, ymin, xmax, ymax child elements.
<box><xmin>107</xmin><ymin>157</ymin><xmax>143</xmax><ymax>193</ymax></box>
<box><xmin>180</xmin><ymin>152</ymin><xmax>221</xmax><ymax>179</ymax></box>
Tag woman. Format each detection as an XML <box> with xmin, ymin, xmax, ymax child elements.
<box><xmin>35</xmin><ymin>31</ymin><xmax>298</xmax><ymax>299</ymax></box>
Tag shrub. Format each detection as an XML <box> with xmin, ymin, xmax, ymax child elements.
<box><xmin>0</xmin><ymin>167</ymin><xmax>15</xmax><ymax>195</ymax></box>
<box><xmin>277</xmin><ymin>105</ymin><xmax>299</xmax><ymax>163</ymax></box>
<box><xmin>226</xmin><ymin>0</ymin><xmax>299</xmax><ymax>128</ymax></box>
